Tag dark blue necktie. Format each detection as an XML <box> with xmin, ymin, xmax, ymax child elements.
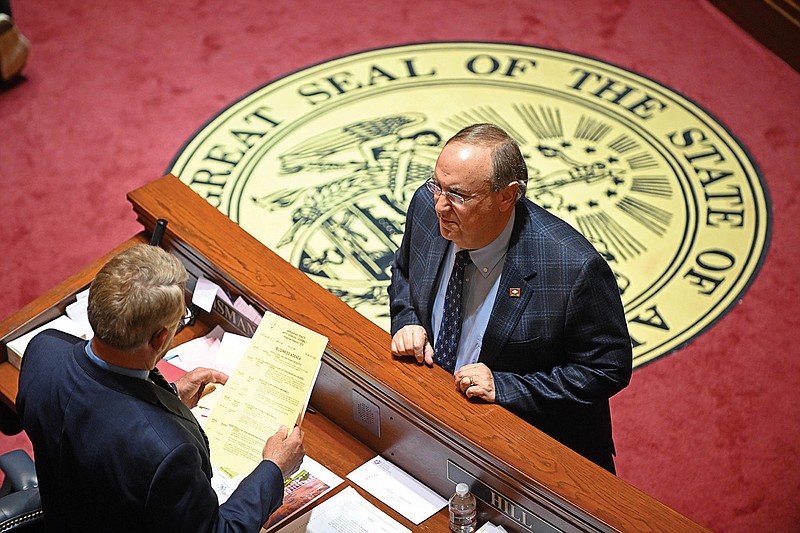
<box><xmin>149</xmin><ymin>369</ymin><xmax>210</xmax><ymax>453</ymax></box>
<box><xmin>149</xmin><ymin>369</ymin><xmax>177</xmax><ymax>397</ymax></box>
<box><xmin>434</xmin><ymin>250</ymin><xmax>472</xmax><ymax>373</ymax></box>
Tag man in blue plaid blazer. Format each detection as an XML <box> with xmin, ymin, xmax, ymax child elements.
<box><xmin>389</xmin><ymin>123</ymin><xmax>632</xmax><ymax>472</ymax></box>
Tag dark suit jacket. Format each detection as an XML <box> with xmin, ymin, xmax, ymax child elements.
<box><xmin>389</xmin><ymin>186</ymin><xmax>632</xmax><ymax>468</ymax></box>
<box><xmin>16</xmin><ymin>329</ymin><xmax>284</xmax><ymax>532</ymax></box>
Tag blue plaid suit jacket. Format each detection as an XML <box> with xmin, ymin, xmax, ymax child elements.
<box><xmin>389</xmin><ymin>185</ymin><xmax>632</xmax><ymax>467</ymax></box>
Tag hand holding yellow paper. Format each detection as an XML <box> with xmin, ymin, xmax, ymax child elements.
<box><xmin>203</xmin><ymin>311</ymin><xmax>327</xmax><ymax>479</ymax></box>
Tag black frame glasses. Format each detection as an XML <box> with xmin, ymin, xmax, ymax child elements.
<box><xmin>175</xmin><ymin>306</ymin><xmax>195</xmax><ymax>334</ymax></box>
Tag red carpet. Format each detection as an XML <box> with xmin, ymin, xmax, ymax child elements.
<box><xmin>2</xmin><ymin>1</ymin><xmax>799</xmax><ymax>531</ymax></box>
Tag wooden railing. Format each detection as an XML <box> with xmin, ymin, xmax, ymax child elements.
<box><xmin>0</xmin><ymin>175</ymin><xmax>710</xmax><ymax>532</ymax></box>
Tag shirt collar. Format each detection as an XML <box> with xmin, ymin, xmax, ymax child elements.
<box><xmin>85</xmin><ymin>341</ymin><xmax>149</xmax><ymax>381</ymax></box>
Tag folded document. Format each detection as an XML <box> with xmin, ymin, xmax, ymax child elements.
<box><xmin>6</xmin><ymin>314</ymin><xmax>92</xmax><ymax>369</ymax></box>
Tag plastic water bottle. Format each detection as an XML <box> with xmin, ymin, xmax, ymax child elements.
<box><xmin>449</xmin><ymin>482</ymin><xmax>477</xmax><ymax>533</ymax></box>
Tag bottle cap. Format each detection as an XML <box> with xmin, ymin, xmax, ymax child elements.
<box><xmin>455</xmin><ymin>483</ymin><xmax>469</xmax><ymax>496</ymax></box>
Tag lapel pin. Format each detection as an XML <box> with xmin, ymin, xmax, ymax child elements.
<box><xmin>509</xmin><ymin>287</ymin><xmax>521</xmax><ymax>297</ymax></box>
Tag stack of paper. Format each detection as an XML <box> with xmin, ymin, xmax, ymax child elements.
<box><xmin>347</xmin><ymin>456</ymin><xmax>447</xmax><ymax>525</ymax></box>
<box><xmin>5</xmin><ymin>288</ymin><xmax>93</xmax><ymax>369</ymax></box>
<box><xmin>6</xmin><ymin>314</ymin><xmax>92</xmax><ymax>369</ymax></box>
<box><xmin>271</xmin><ymin>487</ymin><xmax>411</xmax><ymax>533</ymax></box>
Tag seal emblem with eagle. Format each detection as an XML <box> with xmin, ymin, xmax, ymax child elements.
<box><xmin>169</xmin><ymin>42</ymin><xmax>770</xmax><ymax>367</ymax></box>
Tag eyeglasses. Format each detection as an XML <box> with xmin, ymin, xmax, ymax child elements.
<box><xmin>425</xmin><ymin>178</ymin><xmax>491</xmax><ymax>206</ymax></box>
<box><xmin>175</xmin><ymin>306</ymin><xmax>195</xmax><ymax>334</ymax></box>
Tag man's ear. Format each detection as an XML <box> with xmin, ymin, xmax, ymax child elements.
<box><xmin>149</xmin><ymin>327</ymin><xmax>170</xmax><ymax>352</ymax></box>
<box><xmin>498</xmin><ymin>182</ymin><xmax>519</xmax><ymax>211</ymax></box>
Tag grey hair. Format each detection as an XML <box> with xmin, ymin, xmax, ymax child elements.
<box><xmin>87</xmin><ymin>244</ymin><xmax>187</xmax><ymax>350</ymax></box>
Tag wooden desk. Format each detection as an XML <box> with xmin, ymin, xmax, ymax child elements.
<box><xmin>1</xmin><ymin>175</ymin><xmax>709</xmax><ymax>532</ymax></box>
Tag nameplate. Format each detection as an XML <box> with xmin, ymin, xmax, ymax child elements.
<box><xmin>446</xmin><ymin>461</ymin><xmax>559</xmax><ymax>533</ymax></box>
<box><xmin>211</xmin><ymin>298</ymin><xmax>259</xmax><ymax>337</ymax></box>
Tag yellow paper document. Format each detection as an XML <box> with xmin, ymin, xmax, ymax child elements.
<box><xmin>203</xmin><ymin>311</ymin><xmax>328</xmax><ymax>479</ymax></box>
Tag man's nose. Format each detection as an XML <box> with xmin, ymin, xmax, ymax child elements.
<box><xmin>434</xmin><ymin>193</ymin><xmax>451</xmax><ymax>214</ymax></box>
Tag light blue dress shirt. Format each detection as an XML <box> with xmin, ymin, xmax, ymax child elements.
<box><xmin>432</xmin><ymin>209</ymin><xmax>515</xmax><ymax>371</ymax></box>
<box><xmin>85</xmin><ymin>342</ymin><xmax>149</xmax><ymax>381</ymax></box>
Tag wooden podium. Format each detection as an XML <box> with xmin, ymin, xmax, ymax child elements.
<box><xmin>0</xmin><ymin>175</ymin><xmax>708</xmax><ymax>532</ymax></box>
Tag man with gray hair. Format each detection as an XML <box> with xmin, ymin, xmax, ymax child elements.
<box><xmin>389</xmin><ymin>123</ymin><xmax>632</xmax><ymax>472</ymax></box>
<box><xmin>17</xmin><ymin>244</ymin><xmax>304</xmax><ymax>532</ymax></box>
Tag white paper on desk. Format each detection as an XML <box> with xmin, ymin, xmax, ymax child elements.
<box><xmin>163</xmin><ymin>327</ymin><xmax>223</xmax><ymax>372</ymax></box>
<box><xmin>346</xmin><ymin>456</ymin><xmax>446</xmax><ymax>525</ymax></box>
<box><xmin>215</xmin><ymin>331</ymin><xmax>251</xmax><ymax>375</ymax></box>
<box><xmin>65</xmin><ymin>288</ymin><xmax>92</xmax><ymax>333</ymax></box>
<box><xmin>65</xmin><ymin>296</ymin><xmax>90</xmax><ymax>330</ymax></box>
<box><xmin>193</xmin><ymin>276</ymin><xmax>233</xmax><ymax>312</ymax></box>
<box><xmin>476</xmin><ymin>522</ymin><xmax>508</xmax><ymax>533</ymax></box>
<box><xmin>269</xmin><ymin>486</ymin><xmax>410</xmax><ymax>533</ymax></box>
<box><xmin>164</xmin><ymin>326</ymin><xmax>252</xmax><ymax>376</ymax></box>
<box><xmin>7</xmin><ymin>314</ymin><xmax>92</xmax><ymax>359</ymax></box>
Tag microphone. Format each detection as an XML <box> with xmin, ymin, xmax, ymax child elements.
<box><xmin>149</xmin><ymin>219</ymin><xmax>168</xmax><ymax>247</ymax></box>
